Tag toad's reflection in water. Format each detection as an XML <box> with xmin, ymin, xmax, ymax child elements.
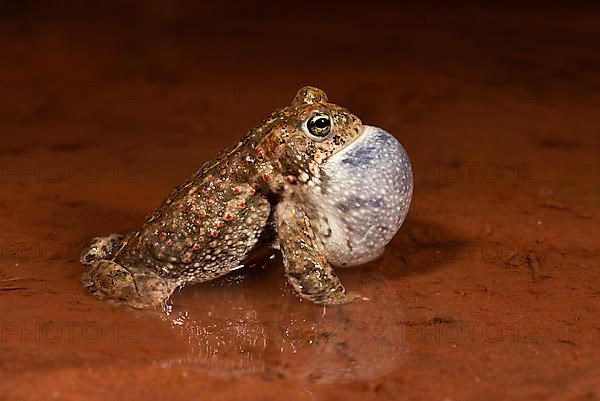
<box><xmin>154</xmin><ymin>257</ymin><xmax>408</xmax><ymax>383</ymax></box>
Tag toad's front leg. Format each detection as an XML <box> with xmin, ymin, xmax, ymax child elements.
<box><xmin>275</xmin><ymin>200</ymin><xmax>367</xmax><ymax>305</ymax></box>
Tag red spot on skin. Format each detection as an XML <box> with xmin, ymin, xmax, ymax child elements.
<box><xmin>159</xmin><ymin>232</ymin><xmax>167</xmax><ymax>240</ymax></box>
<box><xmin>188</xmin><ymin>187</ymin><xmax>197</xmax><ymax>196</ymax></box>
<box><xmin>187</xmin><ymin>204</ymin><xmax>196</xmax><ymax>212</ymax></box>
<box><xmin>238</xmin><ymin>201</ymin><xmax>246</xmax><ymax>208</ymax></box>
<box><xmin>152</xmin><ymin>229</ymin><xmax>159</xmax><ymax>235</ymax></box>
<box><xmin>193</xmin><ymin>243</ymin><xmax>201</xmax><ymax>252</ymax></box>
<box><xmin>224</xmin><ymin>213</ymin><xmax>234</xmax><ymax>222</ymax></box>
<box><xmin>262</xmin><ymin>173</ymin><xmax>270</xmax><ymax>182</ymax></box>
<box><xmin>232</xmin><ymin>187</ymin><xmax>240</xmax><ymax>195</ymax></box>
<box><xmin>198</xmin><ymin>209</ymin><xmax>206</xmax><ymax>217</ymax></box>
<box><xmin>209</xmin><ymin>240</ymin><xmax>217</xmax><ymax>247</ymax></box>
<box><xmin>210</xmin><ymin>229</ymin><xmax>219</xmax><ymax>238</ymax></box>
<box><xmin>143</xmin><ymin>237</ymin><xmax>149</xmax><ymax>245</ymax></box>
<box><xmin>286</xmin><ymin>175</ymin><xmax>296</xmax><ymax>183</ymax></box>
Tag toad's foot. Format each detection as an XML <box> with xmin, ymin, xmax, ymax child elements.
<box><xmin>276</xmin><ymin>200</ymin><xmax>368</xmax><ymax>305</ymax></box>
<box><xmin>81</xmin><ymin>260</ymin><xmax>178</xmax><ymax>309</ymax></box>
<box><xmin>80</xmin><ymin>233</ymin><xmax>125</xmax><ymax>266</ymax></box>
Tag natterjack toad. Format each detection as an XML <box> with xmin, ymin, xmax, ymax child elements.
<box><xmin>81</xmin><ymin>87</ymin><xmax>413</xmax><ymax>309</ymax></box>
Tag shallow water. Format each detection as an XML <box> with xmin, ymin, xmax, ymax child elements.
<box><xmin>156</xmin><ymin>256</ymin><xmax>407</xmax><ymax>383</ymax></box>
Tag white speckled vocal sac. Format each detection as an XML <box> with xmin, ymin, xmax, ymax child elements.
<box><xmin>307</xmin><ymin>125</ymin><xmax>413</xmax><ymax>267</ymax></box>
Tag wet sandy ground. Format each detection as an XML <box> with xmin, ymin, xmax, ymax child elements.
<box><xmin>0</xmin><ymin>2</ymin><xmax>599</xmax><ymax>400</ymax></box>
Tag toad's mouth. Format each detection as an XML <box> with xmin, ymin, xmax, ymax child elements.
<box><xmin>310</xmin><ymin>125</ymin><xmax>413</xmax><ymax>267</ymax></box>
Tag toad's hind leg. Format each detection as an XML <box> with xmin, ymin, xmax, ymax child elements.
<box><xmin>80</xmin><ymin>233</ymin><xmax>177</xmax><ymax>309</ymax></box>
<box><xmin>275</xmin><ymin>200</ymin><xmax>367</xmax><ymax>305</ymax></box>
<box><xmin>81</xmin><ymin>260</ymin><xmax>177</xmax><ymax>309</ymax></box>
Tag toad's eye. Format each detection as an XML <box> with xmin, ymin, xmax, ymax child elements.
<box><xmin>304</xmin><ymin>112</ymin><xmax>332</xmax><ymax>139</ymax></box>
